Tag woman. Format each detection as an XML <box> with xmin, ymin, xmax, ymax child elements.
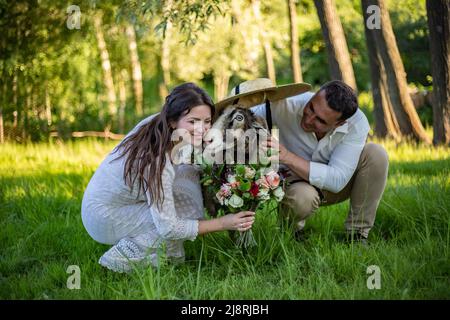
<box><xmin>81</xmin><ymin>83</ymin><xmax>255</xmax><ymax>273</ymax></box>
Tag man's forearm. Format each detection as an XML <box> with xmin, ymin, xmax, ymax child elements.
<box><xmin>284</xmin><ymin>152</ymin><xmax>310</xmax><ymax>181</ymax></box>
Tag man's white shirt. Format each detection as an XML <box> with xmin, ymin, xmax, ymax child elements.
<box><xmin>251</xmin><ymin>92</ymin><xmax>370</xmax><ymax>193</ymax></box>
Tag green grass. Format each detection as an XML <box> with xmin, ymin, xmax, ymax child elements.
<box><xmin>0</xmin><ymin>138</ymin><xmax>449</xmax><ymax>299</ymax></box>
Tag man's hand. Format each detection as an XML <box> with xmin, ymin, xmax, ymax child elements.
<box><xmin>262</xmin><ymin>136</ymin><xmax>293</xmax><ymax>164</ymax></box>
<box><xmin>261</xmin><ymin>136</ymin><xmax>310</xmax><ymax>181</ymax></box>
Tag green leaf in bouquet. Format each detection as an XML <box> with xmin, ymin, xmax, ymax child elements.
<box><xmin>236</xmin><ymin>164</ymin><xmax>246</xmax><ymax>176</ymax></box>
<box><xmin>207</xmin><ymin>185</ymin><xmax>215</xmax><ymax>194</ymax></box>
<box><xmin>217</xmin><ymin>164</ymin><xmax>225</xmax><ymax>177</ymax></box>
<box><xmin>242</xmin><ymin>192</ymin><xmax>251</xmax><ymax>199</ymax></box>
<box><xmin>200</xmin><ymin>175</ymin><xmax>211</xmax><ymax>184</ymax></box>
<box><xmin>239</xmin><ymin>180</ymin><xmax>251</xmax><ymax>191</ymax></box>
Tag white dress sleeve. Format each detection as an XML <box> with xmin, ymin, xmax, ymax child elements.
<box><xmin>146</xmin><ymin>158</ymin><xmax>199</xmax><ymax>242</ymax></box>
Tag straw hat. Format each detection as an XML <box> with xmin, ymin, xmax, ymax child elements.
<box><xmin>215</xmin><ymin>78</ymin><xmax>311</xmax><ymax>115</ymax></box>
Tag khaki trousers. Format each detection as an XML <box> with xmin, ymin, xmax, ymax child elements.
<box><xmin>281</xmin><ymin>143</ymin><xmax>389</xmax><ymax>238</ymax></box>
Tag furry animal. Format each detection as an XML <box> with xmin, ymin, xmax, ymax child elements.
<box><xmin>204</xmin><ymin>105</ymin><xmax>269</xmax><ymax>164</ymax></box>
<box><xmin>202</xmin><ymin>105</ymin><xmax>270</xmax><ymax>216</ymax></box>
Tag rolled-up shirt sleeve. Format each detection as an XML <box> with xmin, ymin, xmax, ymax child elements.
<box><xmin>146</xmin><ymin>162</ymin><xmax>199</xmax><ymax>241</ymax></box>
<box><xmin>309</xmin><ymin>127</ymin><xmax>368</xmax><ymax>193</ymax></box>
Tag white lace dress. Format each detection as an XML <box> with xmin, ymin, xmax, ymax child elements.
<box><xmin>81</xmin><ymin>148</ymin><xmax>205</xmax><ymax>261</ymax></box>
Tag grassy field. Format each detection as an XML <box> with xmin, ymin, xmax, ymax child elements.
<box><xmin>0</xmin><ymin>138</ymin><xmax>449</xmax><ymax>299</ymax></box>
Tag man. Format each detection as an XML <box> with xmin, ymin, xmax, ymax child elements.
<box><xmin>214</xmin><ymin>78</ymin><xmax>389</xmax><ymax>244</ymax></box>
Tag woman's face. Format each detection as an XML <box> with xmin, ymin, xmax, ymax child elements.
<box><xmin>173</xmin><ymin>104</ymin><xmax>212</xmax><ymax>146</ymax></box>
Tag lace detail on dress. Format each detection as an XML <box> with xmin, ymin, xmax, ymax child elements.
<box><xmin>173</xmin><ymin>164</ymin><xmax>205</xmax><ymax>220</ymax></box>
<box><xmin>147</xmin><ymin>161</ymin><xmax>202</xmax><ymax>243</ymax></box>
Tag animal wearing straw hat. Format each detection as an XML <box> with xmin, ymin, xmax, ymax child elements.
<box><xmin>201</xmin><ymin>104</ymin><xmax>269</xmax><ymax>217</ymax></box>
<box><xmin>205</xmin><ymin>78</ymin><xmax>311</xmax><ymax>163</ymax></box>
<box><xmin>210</xmin><ymin>78</ymin><xmax>389</xmax><ymax>245</ymax></box>
<box><xmin>213</xmin><ymin>78</ymin><xmax>311</xmax><ymax>124</ymax></box>
<box><xmin>202</xmin><ymin>78</ymin><xmax>311</xmax><ymax>217</ymax></box>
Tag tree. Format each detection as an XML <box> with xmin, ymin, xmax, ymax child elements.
<box><xmin>314</xmin><ymin>0</ymin><xmax>357</xmax><ymax>91</ymax></box>
<box><xmin>118</xmin><ymin>69</ymin><xmax>128</xmax><ymax>133</ymax></box>
<box><xmin>362</xmin><ymin>0</ymin><xmax>431</xmax><ymax>143</ymax></box>
<box><xmin>157</xmin><ymin>0</ymin><xmax>174</xmax><ymax>100</ymax></box>
<box><xmin>118</xmin><ymin>0</ymin><xmax>225</xmax><ymax>45</ymax></box>
<box><xmin>251</xmin><ymin>0</ymin><xmax>276</xmax><ymax>83</ymax></box>
<box><xmin>287</xmin><ymin>0</ymin><xmax>303</xmax><ymax>82</ymax></box>
<box><xmin>168</xmin><ymin>0</ymin><xmax>262</xmax><ymax>102</ymax></box>
<box><xmin>426</xmin><ymin>0</ymin><xmax>450</xmax><ymax>145</ymax></box>
<box><xmin>0</xmin><ymin>106</ymin><xmax>3</xmax><ymax>144</ymax></box>
<box><xmin>93</xmin><ymin>14</ymin><xmax>117</xmax><ymax>123</ymax></box>
<box><xmin>0</xmin><ymin>77</ymin><xmax>4</xmax><ymax>143</ymax></box>
<box><xmin>125</xmin><ymin>24</ymin><xmax>144</xmax><ymax>116</ymax></box>
<box><xmin>363</xmin><ymin>15</ymin><xmax>402</xmax><ymax>141</ymax></box>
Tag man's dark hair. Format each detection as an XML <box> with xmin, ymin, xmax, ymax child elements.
<box><xmin>319</xmin><ymin>80</ymin><xmax>358</xmax><ymax>120</ymax></box>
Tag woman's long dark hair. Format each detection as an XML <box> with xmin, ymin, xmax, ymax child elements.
<box><xmin>113</xmin><ymin>83</ymin><xmax>215</xmax><ymax>210</ymax></box>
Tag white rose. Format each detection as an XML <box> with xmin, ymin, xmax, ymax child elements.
<box><xmin>257</xmin><ymin>188</ymin><xmax>270</xmax><ymax>201</ymax></box>
<box><xmin>227</xmin><ymin>174</ymin><xmax>237</xmax><ymax>184</ymax></box>
<box><xmin>228</xmin><ymin>194</ymin><xmax>244</xmax><ymax>208</ymax></box>
<box><xmin>273</xmin><ymin>186</ymin><xmax>285</xmax><ymax>202</ymax></box>
<box><xmin>244</xmin><ymin>167</ymin><xmax>256</xmax><ymax>179</ymax></box>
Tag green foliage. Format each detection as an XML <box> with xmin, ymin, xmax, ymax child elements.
<box><xmin>117</xmin><ymin>0</ymin><xmax>228</xmax><ymax>45</ymax></box>
<box><xmin>0</xmin><ymin>0</ymin><xmax>434</xmax><ymax>141</ymax></box>
<box><xmin>388</xmin><ymin>0</ymin><xmax>431</xmax><ymax>86</ymax></box>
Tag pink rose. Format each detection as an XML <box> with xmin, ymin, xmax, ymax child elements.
<box><xmin>219</xmin><ymin>184</ymin><xmax>232</xmax><ymax>197</ymax></box>
<box><xmin>216</xmin><ymin>184</ymin><xmax>232</xmax><ymax>205</ymax></box>
<box><xmin>256</xmin><ymin>177</ymin><xmax>270</xmax><ymax>190</ymax></box>
<box><xmin>265</xmin><ymin>171</ymin><xmax>280</xmax><ymax>189</ymax></box>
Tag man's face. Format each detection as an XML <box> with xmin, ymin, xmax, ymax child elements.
<box><xmin>300</xmin><ymin>90</ymin><xmax>345</xmax><ymax>135</ymax></box>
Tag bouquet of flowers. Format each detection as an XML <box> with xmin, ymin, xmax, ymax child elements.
<box><xmin>200</xmin><ymin>161</ymin><xmax>287</xmax><ymax>249</ymax></box>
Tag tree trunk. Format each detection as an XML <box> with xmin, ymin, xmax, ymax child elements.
<box><xmin>251</xmin><ymin>0</ymin><xmax>276</xmax><ymax>83</ymax></box>
<box><xmin>0</xmin><ymin>80</ymin><xmax>5</xmax><ymax>143</ymax></box>
<box><xmin>13</xmin><ymin>73</ymin><xmax>17</xmax><ymax>128</ymax></box>
<box><xmin>159</xmin><ymin>31</ymin><xmax>171</xmax><ymax>99</ymax></box>
<box><xmin>364</xmin><ymin>16</ymin><xmax>402</xmax><ymax>140</ymax></box>
<box><xmin>214</xmin><ymin>73</ymin><xmax>230</xmax><ymax>102</ymax></box>
<box><xmin>12</xmin><ymin>73</ymin><xmax>17</xmax><ymax>135</ymax></box>
<box><xmin>45</xmin><ymin>85</ymin><xmax>52</xmax><ymax>127</ymax></box>
<box><xmin>23</xmin><ymin>84</ymin><xmax>31</xmax><ymax>141</ymax></box>
<box><xmin>361</xmin><ymin>0</ymin><xmax>431</xmax><ymax>143</ymax></box>
<box><xmin>0</xmin><ymin>105</ymin><xmax>3</xmax><ymax>144</ymax></box>
<box><xmin>426</xmin><ymin>0</ymin><xmax>450</xmax><ymax>145</ymax></box>
<box><xmin>287</xmin><ymin>0</ymin><xmax>303</xmax><ymax>82</ymax></box>
<box><xmin>93</xmin><ymin>14</ymin><xmax>117</xmax><ymax>119</ymax></box>
<box><xmin>159</xmin><ymin>0</ymin><xmax>173</xmax><ymax>100</ymax></box>
<box><xmin>125</xmin><ymin>24</ymin><xmax>144</xmax><ymax>116</ymax></box>
<box><xmin>118</xmin><ymin>69</ymin><xmax>128</xmax><ymax>134</ymax></box>
<box><xmin>314</xmin><ymin>0</ymin><xmax>357</xmax><ymax>91</ymax></box>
